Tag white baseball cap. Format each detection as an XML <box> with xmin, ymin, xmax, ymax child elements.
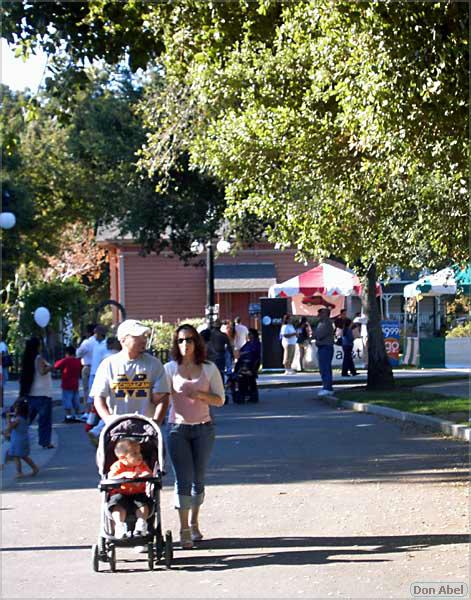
<box><xmin>117</xmin><ymin>319</ymin><xmax>151</xmax><ymax>341</ymax></box>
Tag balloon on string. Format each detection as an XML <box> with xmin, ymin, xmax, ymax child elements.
<box><xmin>33</xmin><ymin>307</ymin><xmax>51</xmax><ymax>328</ymax></box>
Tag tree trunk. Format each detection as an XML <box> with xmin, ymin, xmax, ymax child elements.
<box><xmin>362</xmin><ymin>263</ymin><xmax>395</xmax><ymax>390</ymax></box>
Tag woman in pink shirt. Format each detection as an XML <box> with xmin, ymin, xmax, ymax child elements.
<box><xmin>164</xmin><ymin>324</ymin><xmax>225</xmax><ymax>550</ymax></box>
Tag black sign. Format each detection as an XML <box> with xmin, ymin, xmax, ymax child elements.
<box><xmin>260</xmin><ymin>297</ymin><xmax>288</xmax><ymax>369</ymax></box>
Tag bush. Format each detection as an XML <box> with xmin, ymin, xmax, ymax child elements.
<box><xmin>143</xmin><ymin>321</ymin><xmax>175</xmax><ymax>354</ymax></box>
<box><xmin>142</xmin><ymin>317</ymin><xmax>206</xmax><ymax>354</ymax></box>
<box><xmin>446</xmin><ymin>322</ymin><xmax>471</xmax><ymax>338</ymax></box>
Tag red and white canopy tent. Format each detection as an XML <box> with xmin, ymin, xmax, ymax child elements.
<box><xmin>268</xmin><ymin>262</ymin><xmax>381</xmax><ymax>317</ymax></box>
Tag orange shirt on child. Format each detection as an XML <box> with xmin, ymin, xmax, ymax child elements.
<box><xmin>109</xmin><ymin>459</ymin><xmax>152</xmax><ymax>495</ymax></box>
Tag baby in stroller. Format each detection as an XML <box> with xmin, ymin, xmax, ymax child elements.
<box><xmin>108</xmin><ymin>438</ymin><xmax>152</xmax><ymax>539</ymax></box>
<box><xmin>93</xmin><ymin>414</ymin><xmax>173</xmax><ymax>571</ymax></box>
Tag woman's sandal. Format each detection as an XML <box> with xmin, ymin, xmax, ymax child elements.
<box><xmin>180</xmin><ymin>528</ymin><xmax>194</xmax><ymax>549</ymax></box>
<box><xmin>190</xmin><ymin>525</ymin><xmax>203</xmax><ymax>542</ymax></box>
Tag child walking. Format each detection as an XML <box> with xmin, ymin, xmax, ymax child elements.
<box><xmin>7</xmin><ymin>399</ymin><xmax>39</xmax><ymax>478</ymax></box>
<box><xmin>54</xmin><ymin>345</ymin><xmax>83</xmax><ymax>422</ymax></box>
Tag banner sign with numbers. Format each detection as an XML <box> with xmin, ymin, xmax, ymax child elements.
<box><xmin>381</xmin><ymin>320</ymin><xmax>400</xmax><ymax>366</ymax></box>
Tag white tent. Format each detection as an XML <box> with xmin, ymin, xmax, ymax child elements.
<box><xmin>403</xmin><ymin>267</ymin><xmax>457</xmax><ymax>356</ymax></box>
<box><xmin>403</xmin><ymin>267</ymin><xmax>457</xmax><ymax>298</ymax></box>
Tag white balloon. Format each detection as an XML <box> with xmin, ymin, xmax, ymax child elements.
<box><xmin>0</xmin><ymin>212</ymin><xmax>16</xmax><ymax>229</ymax></box>
<box><xmin>34</xmin><ymin>307</ymin><xmax>51</xmax><ymax>328</ymax></box>
<box><xmin>216</xmin><ymin>239</ymin><xmax>231</xmax><ymax>254</ymax></box>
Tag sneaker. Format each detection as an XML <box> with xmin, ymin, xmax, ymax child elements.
<box><xmin>190</xmin><ymin>525</ymin><xmax>203</xmax><ymax>542</ymax></box>
<box><xmin>318</xmin><ymin>389</ymin><xmax>334</xmax><ymax>397</ymax></box>
<box><xmin>133</xmin><ymin>545</ymin><xmax>147</xmax><ymax>554</ymax></box>
<box><xmin>180</xmin><ymin>528</ymin><xmax>194</xmax><ymax>549</ymax></box>
<box><xmin>134</xmin><ymin>518</ymin><xmax>148</xmax><ymax>536</ymax></box>
<box><xmin>114</xmin><ymin>522</ymin><xmax>128</xmax><ymax>539</ymax></box>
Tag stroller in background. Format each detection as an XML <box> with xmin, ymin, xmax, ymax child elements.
<box><xmin>226</xmin><ymin>356</ymin><xmax>260</xmax><ymax>404</ymax></box>
<box><xmin>92</xmin><ymin>414</ymin><xmax>173</xmax><ymax>572</ymax></box>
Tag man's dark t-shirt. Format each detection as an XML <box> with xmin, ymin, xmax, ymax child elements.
<box><xmin>201</xmin><ymin>327</ymin><xmax>233</xmax><ymax>366</ymax></box>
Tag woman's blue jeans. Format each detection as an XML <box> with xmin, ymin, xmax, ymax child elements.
<box><xmin>167</xmin><ymin>422</ymin><xmax>215</xmax><ymax>510</ymax></box>
<box><xmin>27</xmin><ymin>395</ymin><xmax>52</xmax><ymax>447</ymax></box>
<box><xmin>317</xmin><ymin>345</ymin><xmax>334</xmax><ymax>391</ymax></box>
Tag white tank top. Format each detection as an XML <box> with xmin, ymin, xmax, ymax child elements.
<box><xmin>29</xmin><ymin>356</ymin><xmax>53</xmax><ymax>397</ymax></box>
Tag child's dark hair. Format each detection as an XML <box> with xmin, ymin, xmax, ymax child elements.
<box><xmin>65</xmin><ymin>345</ymin><xmax>76</xmax><ymax>356</ymax></box>
<box><xmin>14</xmin><ymin>399</ymin><xmax>29</xmax><ymax>418</ymax></box>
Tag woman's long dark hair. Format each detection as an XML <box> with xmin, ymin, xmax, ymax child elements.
<box><xmin>170</xmin><ymin>324</ymin><xmax>207</xmax><ymax>365</ymax></box>
<box><xmin>19</xmin><ymin>337</ymin><xmax>41</xmax><ymax>397</ymax></box>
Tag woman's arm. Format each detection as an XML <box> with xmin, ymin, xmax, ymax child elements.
<box><xmin>193</xmin><ymin>364</ymin><xmax>225</xmax><ymax>407</ymax></box>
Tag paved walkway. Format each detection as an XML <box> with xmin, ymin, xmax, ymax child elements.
<box><xmin>1</xmin><ymin>385</ymin><xmax>469</xmax><ymax>598</ymax></box>
<box><xmin>2</xmin><ymin>368</ymin><xmax>468</xmax><ymax>488</ymax></box>
<box><xmin>258</xmin><ymin>367</ymin><xmax>470</xmax><ymax>391</ymax></box>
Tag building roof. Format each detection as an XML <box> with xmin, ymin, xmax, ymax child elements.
<box><xmin>214</xmin><ymin>263</ymin><xmax>276</xmax><ymax>292</ymax></box>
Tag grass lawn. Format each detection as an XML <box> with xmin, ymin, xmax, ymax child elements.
<box><xmin>336</xmin><ymin>388</ymin><xmax>470</xmax><ymax>425</ymax></box>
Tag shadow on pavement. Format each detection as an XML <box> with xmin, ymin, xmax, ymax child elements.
<box><xmin>171</xmin><ymin>533</ymin><xmax>470</xmax><ymax>571</ymax></box>
<box><xmin>1</xmin><ymin>388</ymin><xmax>468</xmax><ymax>494</ymax></box>
<box><xmin>1</xmin><ymin>534</ymin><xmax>467</xmax><ymax>572</ymax></box>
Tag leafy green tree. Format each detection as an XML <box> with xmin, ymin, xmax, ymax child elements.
<box><xmin>137</xmin><ymin>1</ymin><xmax>468</xmax><ymax>388</ymax></box>
<box><xmin>4</xmin><ymin>1</ymin><xmax>468</xmax><ymax>388</ymax></box>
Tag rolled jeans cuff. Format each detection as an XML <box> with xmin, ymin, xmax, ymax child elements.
<box><xmin>175</xmin><ymin>491</ymin><xmax>205</xmax><ymax>510</ymax></box>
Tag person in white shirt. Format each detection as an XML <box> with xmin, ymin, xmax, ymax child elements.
<box><xmin>76</xmin><ymin>324</ymin><xmax>97</xmax><ymax>405</ymax></box>
<box><xmin>280</xmin><ymin>314</ymin><xmax>297</xmax><ymax>374</ymax></box>
<box><xmin>91</xmin><ymin>320</ymin><xmax>169</xmax><ymax>423</ymax></box>
<box><xmin>233</xmin><ymin>316</ymin><xmax>249</xmax><ymax>357</ymax></box>
<box><xmin>88</xmin><ymin>325</ymin><xmax>108</xmax><ymax>390</ymax></box>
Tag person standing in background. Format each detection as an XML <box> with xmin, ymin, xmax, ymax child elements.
<box><xmin>0</xmin><ymin>333</ymin><xmax>11</xmax><ymax>390</ymax></box>
<box><xmin>313</xmin><ymin>308</ymin><xmax>335</xmax><ymax>396</ymax></box>
<box><xmin>233</xmin><ymin>316</ymin><xmax>249</xmax><ymax>359</ymax></box>
<box><xmin>87</xmin><ymin>325</ymin><xmax>108</xmax><ymax>397</ymax></box>
<box><xmin>200</xmin><ymin>319</ymin><xmax>233</xmax><ymax>383</ymax></box>
<box><xmin>280</xmin><ymin>314</ymin><xmax>297</xmax><ymax>374</ymax></box>
<box><xmin>19</xmin><ymin>337</ymin><xmax>55</xmax><ymax>449</ymax></box>
<box><xmin>76</xmin><ymin>324</ymin><xmax>96</xmax><ymax>410</ymax></box>
<box><xmin>296</xmin><ymin>317</ymin><xmax>312</xmax><ymax>372</ymax></box>
<box><xmin>341</xmin><ymin>319</ymin><xmax>358</xmax><ymax>377</ymax></box>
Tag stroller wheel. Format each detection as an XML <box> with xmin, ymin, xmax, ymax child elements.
<box><xmin>164</xmin><ymin>530</ymin><xmax>173</xmax><ymax>569</ymax></box>
<box><xmin>147</xmin><ymin>543</ymin><xmax>154</xmax><ymax>571</ymax></box>
<box><xmin>109</xmin><ymin>546</ymin><xmax>116</xmax><ymax>572</ymax></box>
<box><xmin>92</xmin><ymin>544</ymin><xmax>100</xmax><ymax>572</ymax></box>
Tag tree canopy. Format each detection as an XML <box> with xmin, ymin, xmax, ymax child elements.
<box><xmin>3</xmin><ymin>0</ymin><xmax>468</xmax><ymax>387</ymax></box>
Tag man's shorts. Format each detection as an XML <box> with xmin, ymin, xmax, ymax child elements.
<box><xmin>107</xmin><ymin>493</ymin><xmax>152</xmax><ymax>515</ymax></box>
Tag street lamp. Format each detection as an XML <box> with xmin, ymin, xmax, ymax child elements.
<box><xmin>192</xmin><ymin>238</ymin><xmax>231</xmax><ymax>326</ymax></box>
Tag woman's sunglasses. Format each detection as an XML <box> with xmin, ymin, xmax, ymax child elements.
<box><xmin>177</xmin><ymin>337</ymin><xmax>195</xmax><ymax>344</ymax></box>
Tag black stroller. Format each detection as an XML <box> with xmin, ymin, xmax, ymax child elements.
<box><xmin>92</xmin><ymin>414</ymin><xmax>173</xmax><ymax>572</ymax></box>
<box><xmin>227</xmin><ymin>355</ymin><xmax>260</xmax><ymax>404</ymax></box>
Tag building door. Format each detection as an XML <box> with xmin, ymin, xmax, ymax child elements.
<box><xmin>230</xmin><ymin>293</ymin><xmax>250</xmax><ymax>323</ymax></box>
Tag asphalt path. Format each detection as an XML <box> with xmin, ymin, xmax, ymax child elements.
<box><xmin>1</xmin><ymin>387</ymin><xmax>469</xmax><ymax>599</ymax></box>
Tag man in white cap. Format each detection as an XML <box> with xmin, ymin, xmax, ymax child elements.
<box><xmin>91</xmin><ymin>319</ymin><xmax>169</xmax><ymax>424</ymax></box>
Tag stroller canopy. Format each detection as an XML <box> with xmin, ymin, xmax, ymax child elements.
<box><xmin>96</xmin><ymin>414</ymin><xmax>165</xmax><ymax>477</ymax></box>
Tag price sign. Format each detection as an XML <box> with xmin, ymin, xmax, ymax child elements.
<box><xmin>381</xmin><ymin>320</ymin><xmax>400</xmax><ymax>366</ymax></box>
